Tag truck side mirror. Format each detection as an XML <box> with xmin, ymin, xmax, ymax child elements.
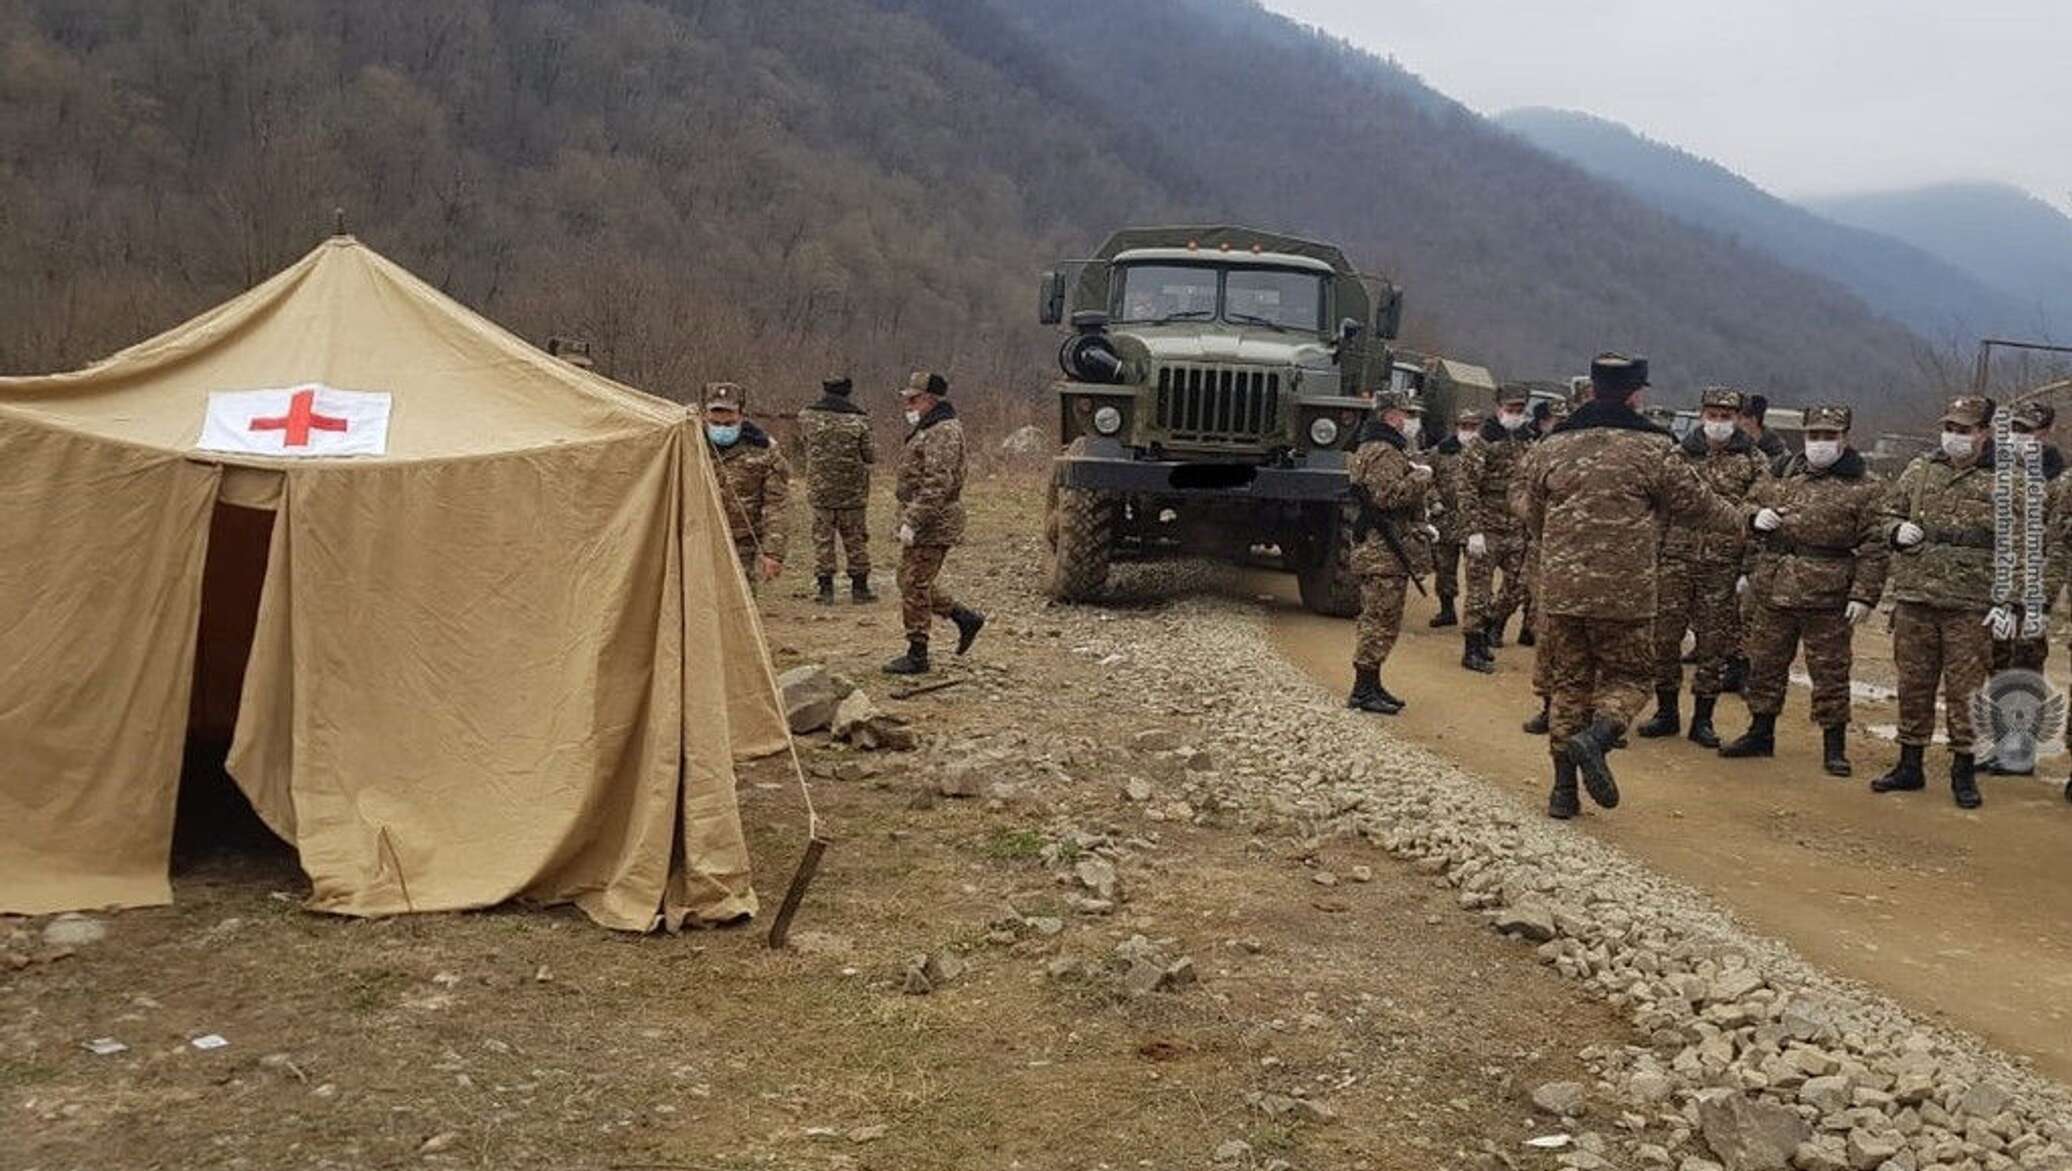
<box><xmin>1374</xmin><ymin>284</ymin><xmax>1403</xmax><ymax>341</ymax></box>
<box><xmin>1338</xmin><ymin>317</ymin><xmax>1363</xmax><ymax>344</ymax></box>
<box><xmin>1039</xmin><ymin>271</ymin><xmax>1065</xmax><ymax>326</ymax></box>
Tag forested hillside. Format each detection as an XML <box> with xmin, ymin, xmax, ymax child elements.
<box><xmin>0</xmin><ymin>0</ymin><xmax>1938</xmax><ymax>421</ymax></box>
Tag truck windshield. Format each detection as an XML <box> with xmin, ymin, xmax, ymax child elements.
<box><xmin>1112</xmin><ymin>263</ymin><xmax>1326</xmax><ymax>330</ymax></box>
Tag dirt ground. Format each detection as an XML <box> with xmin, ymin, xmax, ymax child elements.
<box><xmin>1263</xmin><ymin>569</ymin><xmax>2072</xmax><ymax>1082</ymax></box>
<box><xmin>7</xmin><ymin>478</ymin><xmax>1644</xmax><ymax>1171</ymax></box>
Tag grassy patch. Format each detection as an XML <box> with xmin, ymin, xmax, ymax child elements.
<box><xmin>977</xmin><ymin>827</ymin><xmax>1047</xmax><ymax>861</ymax></box>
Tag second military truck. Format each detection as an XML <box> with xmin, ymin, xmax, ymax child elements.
<box><xmin>1037</xmin><ymin>225</ymin><xmax>1404</xmax><ymax>617</ymax></box>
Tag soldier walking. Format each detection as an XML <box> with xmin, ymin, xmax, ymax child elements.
<box><xmin>1459</xmin><ymin>385</ymin><xmax>1535</xmax><ymax>673</ymax></box>
<box><xmin>1345</xmin><ymin>390</ymin><xmax>1434</xmax><ymax>714</ymax></box>
<box><xmin>704</xmin><ymin>382</ymin><xmax>791</xmax><ymax>584</ymax></box>
<box><xmin>1425</xmin><ymin>407</ymin><xmax>1479</xmax><ymax>629</ymax></box>
<box><xmin>1635</xmin><ymin>388</ymin><xmax>1768</xmax><ymax>749</ymax></box>
<box><xmin>1521</xmin><ymin>355</ymin><xmax>1748</xmax><ymax>819</ymax></box>
<box><xmin>1717</xmin><ymin>406</ymin><xmax>1888</xmax><ymax>775</ymax></box>
<box><xmin>883</xmin><ymin>371</ymin><xmax>985</xmax><ymax>675</ymax></box>
<box><xmin>1873</xmin><ymin>394</ymin><xmax>1999</xmax><ymax>808</ymax></box>
<box><xmin>1513</xmin><ymin>397</ymin><xmax>1570</xmax><ymax>734</ymax></box>
<box><xmin>798</xmin><ymin>375</ymin><xmax>878</xmax><ymax>605</ymax></box>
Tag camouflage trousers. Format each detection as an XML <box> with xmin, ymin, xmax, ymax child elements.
<box><xmin>897</xmin><ymin>545</ymin><xmax>960</xmax><ymax>641</ymax></box>
<box><xmin>1743</xmin><ymin>602</ymin><xmax>1853</xmax><ymax>728</ymax></box>
<box><xmin>1652</xmin><ymin>558</ymin><xmax>1740</xmax><ymax>696</ymax></box>
<box><xmin>1432</xmin><ymin>541</ymin><xmax>1462</xmax><ymax>599</ymax></box>
<box><xmin>812</xmin><ymin>507</ymin><xmax>872</xmax><ymax>577</ymax></box>
<box><xmin>1521</xmin><ymin>541</ymin><xmax>1540</xmax><ymax>634</ymax></box>
<box><xmin>1353</xmin><ymin>573</ymin><xmax>1408</xmax><ymax>670</ymax></box>
<box><xmin>1466</xmin><ymin>533</ymin><xmax>1528</xmax><ymax>630</ymax></box>
<box><xmin>1542</xmin><ymin>615</ymin><xmax>1653</xmax><ymax>757</ymax></box>
<box><xmin>1893</xmin><ymin>602</ymin><xmax>1991</xmax><ymax>752</ymax></box>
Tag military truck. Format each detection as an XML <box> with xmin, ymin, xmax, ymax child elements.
<box><xmin>1036</xmin><ymin>225</ymin><xmax>1404</xmax><ymax>617</ymax></box>
<box><xmin>1389</xmin><ymin>353</ymin><xmax>1500</xmax><ymax>446</ymax></box>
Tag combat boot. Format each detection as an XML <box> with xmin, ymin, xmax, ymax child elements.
<box><xmin>1951</xmin><ymin>752</ymin><xmax>1982</xmax><ymax>809</ymax></box>
<box><xmin>950</xmin><ymin>606</ymin><xmax>986</xmax><ymax>655</ymax></box>
<box><xmin>1820</xmin><ymin>724</ymin><xmax>1851</xmax><ymax>776</ymax></box>
<box><xmin>881</xmin><ymin>638</ymin><xmax>930</xmax><ymax>676</ymax></box>
<box><xmin>1461</xmin><ymin>631</ymin><xmax>1496</xmax><ymax>674</ymax></box>
<box><xmin>1516</xmin><ymin>622</ymin><xmax>1536</xmax><ymax>648</ymax></box>
<box><xmin>815</xmin><ymin>574</ymin><xmax>836</xmax><ymax>605</ymax></box>
<box><xmin>1374</xmin><ymin>676</ymin><xmax>1407</xmax><ymax>711</ymax></box>
<box><xmin>1522</xmin><ymin>696</ymin><xmax>1550</xmax><ymax>735</ymax></box>
<box><xmin>1721</xmin><ymin>655</ymin><xmax>1750</xmax><ymax>695</ymax></box>
<box><xmin>1484</xmin><ymin>617</ymin><xmax>1506</xmax><ymax>650</ymax></box>
<box><xmin>1428</xmin><ymin>594</ymin><xmax>1458</xmax><ymax>628</ymax></box>
<box><xmin>1718</xmin><ymin>712</ymin><xmax>1777</xmax><ymax>758</ymax></box>
<box><xmin>1685</xmin><ymin>695</ymin><xmax>1720</xmax><ymax>749</ymax></box>
<box><xmin>1564</xmin><ymin>717</ymin><xmax>1623</xmax><ymax>809</ymax></box>
<box><xmin>1346</xmin><ymin>665</ymin><xmax>1402</xmax><ymax>715</ymax></box>
<box><xmin>1635</xmin><ymin>688</ymin><xmax>1681</xmax><ymax>738</ymax></box>
<box><xmin>1547</xmin><ymin>757</ymin><xmax>1580</xmax><ymax>820</ymax></box>
<box><xmin>1869</xmin><ymin>743</ymin><xmax>1925</xmax><ymax>793</ymax></box>
<box><xmin>850</xmin><ymin>573</ymin><xmax>878</xmax><ymax>604</ymax></box>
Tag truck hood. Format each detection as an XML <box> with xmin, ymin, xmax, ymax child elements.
<box><xmin>1127</xmin><ymin>326</ymin><xmax>1337</xmax><ymax>370</ymax></box>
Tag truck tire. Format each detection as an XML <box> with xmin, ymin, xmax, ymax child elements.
<box><xmin>1296</xmin><ymin>504</ymin><xmax>1362</xmax><ymax>618</ymax></box>
<box><xmin>1045</xmin><ymin>478</ymin><xmax>1114</xmax><ymax>602</ymax></box>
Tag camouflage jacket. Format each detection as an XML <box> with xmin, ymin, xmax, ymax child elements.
<box><xmin>895</xmin><ymin>402</ymin><xmax>967</xmax><ymax>547</ymax></box>
<box><xmin>712</xmin><ymin>421</ymin><xmax>792</xmax><ymax>561</ymax></box>
<box><xmin>1522</xmin><ymin>401</ymin><xmax>1748</xmax><ymax>622</ymax></box>
<box><xmin>1881</xmin><ymin>444</ymin><xmax>2003</xmax><ymax>609</ymax></box>
<box><xmin>1742</xmin><ymin>449</ymin><xmax>1888</xmax><ymax>611</ymax></box>
<box><xmin>1426</xmin><ymin>433</ymin><xmax>1468</xmax><ymax>543</ymax></box>
<box><xmin>1459</xmin><ymin>418</ymin><xmax>1533</xmax><ymax>540</ymax></box>
<box><xmin>1346</xmin><ymin>420</ymin><xmax>1432</xmax><ymax>578</ymax></box>
<box><xmin>1660</xmin><ymin>428</ymin><xmax>1768</xmax><ymax>565</ymax></box>
<box><xmin>797</xmin><ymin>395</ymin><xmax>875</xmax><ymax>510</ymax></box>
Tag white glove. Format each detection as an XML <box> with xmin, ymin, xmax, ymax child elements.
<box><xmin>1753</xmin><ymin>507</ymin><xmax>1783</xmax><ymax>533</ymax></box>
<box><xmin>1985</xmin><ymin>606</ymin><xmax>2017</xmax><ymax>640</ymax></box>
<box><xmin>1466</xmin><ymin>533</ymin><xmax>1488</xmax><ymax>559</ymax></box>
<box><xmin>1844</xmin><ymin>601</ymin><xmax>1871</xmax><ymax>625</ymax></box>
<box><xmin>1894</xmin><ymin>521</ymin><xmax>1925</xmax><ymax>548</ymax></box>
<box><xmin>1735</xmin><ymin>575</ymin><xmax>1748</xmax><ymax>597</ymax></box>
<box><xmin>1418</xmin><ymin>523</ymin><xmax>1440</xmax><ymax>542</ymax></box>
<box><xmin>897</xmin><ymin>524</ymin><xmax>916</xmax><ymax>547</ymax></box>
<box><xmin>1409</xmin><ymin>463</ymin><xmax>1435</xmax><ymax>482</ymax></box>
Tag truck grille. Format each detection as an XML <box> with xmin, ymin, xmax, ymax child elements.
<box><xmin>1153</xmin><ymin>365</ymin><xmax>1282</xmax><ymax>445</ymax></box>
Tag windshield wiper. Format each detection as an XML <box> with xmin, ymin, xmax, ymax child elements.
<box><xmin>1146</xmin><ymin>309</ymin><xmax>1216</xmax><ymax>325</ymax></box>
<box><xmin>1225</xmin><ymin>311</ymin><xmax>1292</xmax><ymax>333</ymax></box>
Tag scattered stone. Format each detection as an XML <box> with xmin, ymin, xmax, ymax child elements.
<box><xmin>419</xmin><ymin>1132</ymin><xmax>461</xmax><ymax>1155</ymax></box>
<box><xmin>1075</xmin><ymin>857</ymin><xmax>1120</xmax><ymax>901</ymax></box>
<box><xmin>935</xmin><ymin>762</ymin><xmax>987</xmax><ymax>798</ymax></box>
<box><xmin>830</xmin><ymin>689</ymin><xmax>879</xmax><ymax>740</ymax></box>
<box><xmin>778</xmin><ymin>665</ymin><xmax>846</xmax><ymax>734</ymax></box>
<box><xmin>1349</xmin><ymin>865</ymin><xmax>1374</xmax><ymax>883</ymax></box>
<box><xmin>1960</xmin><ymin>1082</ymin><xmax>2013</xmax><ymax>1121</ymax></box>
<box><xmin>901</xmin><ymin>956</ymin><xmax>934</xmax><ymax>995</ymax></box>
<box><xmin>1493</xmin><ymin>899</ymin><xmax>1558</xmax><ymax>943</ymax></box>
<box><xmin>1312</xmin><ymin>871</ymin><xmax>1339</xmax><ymax>887</ymax></box>
<box><xmin>1629</xmin><ymin>1070</ymin><xmax>1675</xmax><ymax>1105</ymax></box>
<box><xmin>1843</xmin><ymin>1128</ymin><xmax>1903</xmax><ymax>1171</ymax></box>
<box><xmin>41</xmin><ymin>913</ymin><xmax>106</xmax><ymax>948</ymax></box>
<box><xmin>1131</xmin><ymin>729</ymin><xmax>1184</xmax><ymax>753</ymax></box>
<box><xmin>850</xmin><ymin>1124</ymin><xmax>888</xmax><ymax>1143</ymax></box>
<box><xmin>1801</xmin><ymin>1075</ymin><xmax>1854</xmax><ymax>1113</ymax></box>
<box><xmin>1214</xmin><ymin>1139</ymin><xmax>1252</xmax><ymax>1163</ymax></box>
<box><xmin>1533</xmin><ymin>1081</ymin><xmax>1588</xmax><ymax>1117</ymax></box>
<box><xmin>1697</xmin><ymin>1092</ymin><xmax>1810</xmax><ymax>1171</ymax></box>
<box><xmin>1124</xmin><ymin>777</ymin><xmax>1154</xmax><ymax>803</ymax></box>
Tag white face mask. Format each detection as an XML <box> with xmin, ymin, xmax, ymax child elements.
<box><xmin>1497</xmin><ymin>410</ymin><xmax>1526</xmax><ymax>431</ymax></box>
<box><xmin>1456</xmin><ymin>430</ymin><xmax>1477</xmax><ymax>446</ymax></box>
<box><xmin>1702</xmin><ymin>420</ymin><xmax>1736</xmax><ymax>443</ymax></box>
<box><xmin>1942</xmin><ymin>430</ymin><xmax>1976</xmax><ymax>460</ymax></box>
<box><xmin>904</xmin><ymin>408</ymin><xmax>922</xmax><ymax>426</ymax></box>
<box><xmin>1803</xmin><ymin>440</ymin><xmax>1842</xmax><ymax>469</ymax></box>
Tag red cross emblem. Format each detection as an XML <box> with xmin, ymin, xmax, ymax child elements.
<box><xmin>249</xmin><ymin>388</ymin><xmax>349</xmax><ymax>447</ymax></box>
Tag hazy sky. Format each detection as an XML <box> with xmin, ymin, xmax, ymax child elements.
<box><xmin>1262</xmin><ymin>0</ymin><xmax>2072</xmax><ymax>208</ymax></box>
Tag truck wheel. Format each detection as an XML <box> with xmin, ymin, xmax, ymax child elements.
<box><xmin>1045</xmin><ymin>478</ymin><xmax>1114</xmax><ymax>602</ymax></box>
<box><xmin>1296</xmin><ymin>505</ymin><xmax>1362</xmax><ymax>618</ymax></box>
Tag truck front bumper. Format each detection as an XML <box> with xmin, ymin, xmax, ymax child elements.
<box><xmin>1055</xmin><ymin>439</ymin><xmax>1348</xmax><ymax>501</ymax></box>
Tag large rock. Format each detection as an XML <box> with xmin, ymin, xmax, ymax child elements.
<box><xmin>1532</xmin><ymin>1081</ymin><xmax>1588</xmax><ymax>1117</ymax></box>
<box><xmin>778</xmin><ymin>665</ymin><xmax>846</xmax><ymax>734</ymax></box>
<box><xmin>1493</xmin><ymin>898</ymin><xmax>1558</xmax><ymax>943</ymax></box>
<box><xmin>1843</xmin><ymin>1129</ymin><xmax>1902</xmax><ymax>1171</ymax></box>
<box><xmin>1697</xmin><ymin>1092</ymin><xmax>1812</xmax><ymax>1171</ymax></box>
<box><xmin>830</xmin><ymin>689</ymin><xmax>879</xmax><ymax>740</ymax></box>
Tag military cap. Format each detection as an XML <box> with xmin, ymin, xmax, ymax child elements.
<box><xmin>904</xmin><ymin>370</ymin><xmax>950</xmax><ymax>398</ymax></box>
<box><xmin>1940</xmin><ymin>394</ymin><xmax>1994</xmax><ymax>427</ymax></box>
<box><xmin>1455</xmin><ymin>407</ymin><xmax>1485</xmax><ymax>427</ymax></box>
<box><xmin>1371</xmin><ymin>389</ymin><xmax>1416</xmax><ymax>412</ymax></box>
<box><xmin>1495</xmin><ymin>383</ymin><xmax>1530</xmax><ymax>407</ymax></box>
<box><xmin>1544</xmin><ymin>397</ymin><xmax>1572</xmax><ymax>419</ymax></box>
<box><xmin>1590</xmin><ymin>352</ymin><xmax>1649</xmax><ymax>396</ymax></box>
<box><xmin>822</xmin><ymin>375</ymin><xmax>854</xmax><ymax>396</ymax></box>
<box><xmin>1802</xmin><ymin>404</ymin><xmax>1852</xmax><ymax>431</ymax></box>
<box><xmin>1699</xmin><ymin>386</ymin><xmax>1746</xmax><ymax>411</ymax></box>
<box><xmin>704</xmin><ymin>381</ymin><xmax>747</xmax><ymax>410</ymax></box>
<box><xmin>2012</xmin><ymin>400</ymin><xmax>2056</xmax><ymax>430</ymax></box>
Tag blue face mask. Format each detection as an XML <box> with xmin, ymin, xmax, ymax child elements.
<box><xmin>707</xmin><ymin>423</ymin><xmax>741</xmax><ymax>447</ymax></box>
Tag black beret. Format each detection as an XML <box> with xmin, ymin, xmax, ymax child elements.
<box><xmin>1589</xmin><ymin>352</ymin><xmax>1649</xmax><ymax>398</ymax></box>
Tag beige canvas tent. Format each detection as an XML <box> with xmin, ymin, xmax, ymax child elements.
<box><xmin>0</xmin><ymin>236</ymin><xmax>790</xmax><ymax>931</ymax></box>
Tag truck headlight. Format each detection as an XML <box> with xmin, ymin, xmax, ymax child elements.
<box><xmin>1093</xmin><ymin>405</ymin><xmax>1124</xmax><ymax>435</ymax></box>
<box><xmin>1309</xmin><ymin>416</ymin><xmax>1340</xmax><ymax>447</ymax></box>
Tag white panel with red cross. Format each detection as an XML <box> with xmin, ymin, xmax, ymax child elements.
<box><xmin>196</xmin><ymin>384</ymin><xmax>392</xmax><ymax>457</ymax></box>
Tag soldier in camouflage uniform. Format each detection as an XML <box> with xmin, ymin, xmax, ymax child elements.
<box><xmin>1717</xmin><ymin>405</ymin><xmax>1888</xmax><ymax>776</ymax></box>
<box><xmin>1872</xmin><ymin>394</ymin><xmax>2000</xmax><ymax>808</ymax></box>
<box><xmin>704</xmin><ymin>382</ymin><xmax>791</xmax><ymax>584</ymax></box>
<box><xmin>1513</xmin><ymin>397</ymin><xmax>1570</xmax><ymax>734</ymax></box>
<box><xmin>1635</xmin><ymin>387</ymin><xmax>1769</xmax><ymax>749</ymax></box>
<box><xmin>797</xmin><ymin>376</ymin><xmax>878</xmax><ymax>605</ymax></box>
<box><xmin>883</xmin><ymin>371</ymin><xmax>985</xmax><ymax>675</ymax></box>
<box><xmin>1522</xmin><ymin>354</ymin><xmax>1749</xmax><ymax>819</ymax></box>
<box><xmin>1425</xmin><ymin>407</ymin><xmax>1480</xmax><ymax>628</ymax></box>
<box><xmin>1459</xmin><ymin>384</ymin><xmax>1535</xmax><ymax>672</ymax></box>
<box><xmin>1978</xmin><ymin>401</ymin><xmax>2068</xmax><ymax>774</ymax></box>
<box><xmin>1345</xmin><ymin>390</ymin><xmax>1435</xmax><ymax>715</ymax></box>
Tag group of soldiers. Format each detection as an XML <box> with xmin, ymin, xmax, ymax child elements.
<box><xmin>699</xmin><ymin>371</ymin><xmax>986</xmax><ymax>676</ymax></box>
<box><xmin>1346</xmin><ymin>353</ymin><xmax>2069</xmax><ymax>818</ymax></box>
